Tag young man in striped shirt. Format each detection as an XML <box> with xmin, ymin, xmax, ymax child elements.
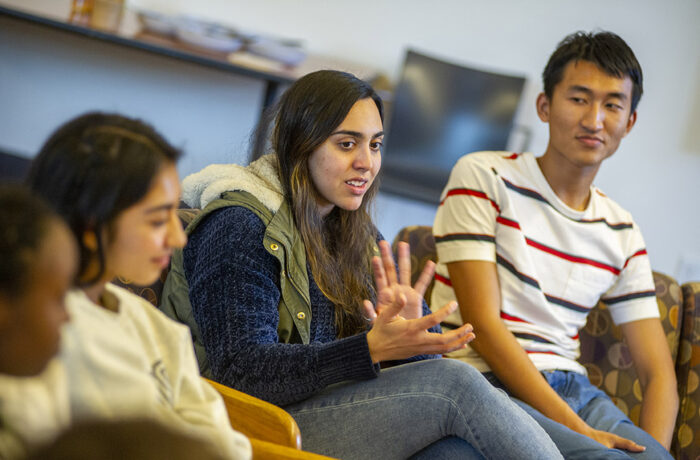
<box><xmin>432</xmin><ymin>31</ymin><xmax>677</xmax><ymax>458</ymax></box>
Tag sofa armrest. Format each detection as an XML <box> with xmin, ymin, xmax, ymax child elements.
<box><xmin>203</xmin><ymin>378</ymin><xmax>302</xmax><ymax>450</ymax></box>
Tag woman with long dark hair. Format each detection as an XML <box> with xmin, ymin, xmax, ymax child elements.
<box><xmin>163</xmin><ymin>71</ymin><xmax>561</xmax><ymax>459</ymax></box>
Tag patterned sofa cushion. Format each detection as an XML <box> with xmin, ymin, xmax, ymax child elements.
<box><xmin>112</xmin><ymin>207</ymin><xmax>201</xmax><ymax>306</ymax></box>
<box><xmin>578</xmin><ymin>272</ymin><xmax>682</xmax><ymax>427</ymax></box>
<box><xmin>673</xmin><ymin>282</ymin><xmax>700</xmax><ymax>459</ymax></box>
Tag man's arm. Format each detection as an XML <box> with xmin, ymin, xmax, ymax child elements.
<box><xmin>619</xmin><ymin>317</ymin><xmax>678</xmax><ymax>449</ymax></box>
<box><xmin>447</xmin><ymin>259</ymin><xmax>644</xmax><ymax>451</ymax></box>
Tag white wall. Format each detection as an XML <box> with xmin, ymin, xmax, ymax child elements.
<box><xmin>130</xmin><ymin>0</ymin><xmax>700</xmax><ymax>282</ymax></box>
<box><xmin>0</xmin><ymin>14</ymin><xmax>261</xmax><ymax>176</ymax></box>
<box><xmin>3</xmin><ymin>0</ymin><xmax>699</xmax><ymax>281</ymax></box>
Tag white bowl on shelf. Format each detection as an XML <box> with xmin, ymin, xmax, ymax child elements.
<box><xmin>247</xmin><ymin>39</ymin><xmax>307</xmax><ymax>67</ymax></box>
<box><xmin>138</xmin><ymin>10</ymin><xmax>177</xmax><ymax>36</ymax></box>
<box><xmin>174</xmin><ymin>18</ymin><xmax>243</xmax><ymax>53</ymax></box>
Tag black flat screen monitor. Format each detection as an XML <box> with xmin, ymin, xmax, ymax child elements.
<box><xmin>380</xmin><ymin>50</ymin><xmax>526</xmax><ymax>203</ymax></box>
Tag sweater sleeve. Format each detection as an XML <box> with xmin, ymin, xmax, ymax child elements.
<box><xmin>184</xmin><ymin>206</ymin><xmax>378</xmax><ymax>406</ymax></box>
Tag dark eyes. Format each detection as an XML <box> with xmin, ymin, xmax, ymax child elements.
<box><xmin>570</xmin><ymin>97</ymin><xmax>623</xmax><ymax>111</ymax></box>
<box><xmin>338</xmin><ymin>140</ymin><xmax>383</xmax><ymax>151</ymax></box>
<box><xmin>370</xmin><ymin>141</ymin><xmax>383</xmax><ymax>151</ymax></box>
<box><xmin>149</xmin><ymin>220</ymin><xmax>168</xmax><ymax>228</ymax></box>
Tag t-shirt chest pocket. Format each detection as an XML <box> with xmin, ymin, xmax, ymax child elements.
<box><xmin>562</xmin><ymin>264</ymin><xmax>616</xmax><ymax>310</ymax></box>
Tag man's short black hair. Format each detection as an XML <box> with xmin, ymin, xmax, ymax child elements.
<box><xmin>543</xmin><ymin>31</ymin><xmax>643</xmax><ymax>112</ymax></box>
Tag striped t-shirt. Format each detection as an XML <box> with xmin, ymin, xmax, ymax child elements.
<box><xmin>431</xmin><ymin>151</ymin><xmax>659</xmax><ymax>374</ymax></box>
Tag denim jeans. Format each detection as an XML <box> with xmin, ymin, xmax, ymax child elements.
<box><xmin>283</xmin><ymin>359</ymin><xmax>562</xmax><ymax>459</ymax></box>
<box><xmin>484</xmin><ymin>370</ymin><xmax>673</xmax><ymax>460</ymax></box>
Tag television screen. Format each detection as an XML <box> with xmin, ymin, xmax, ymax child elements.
<box><xmin>380</xmin><ymin>50</ymin><xmax>526</xmax><ymax>203</ymax></box>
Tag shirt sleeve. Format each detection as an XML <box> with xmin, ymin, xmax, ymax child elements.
<box><xmin>433</xmin><ymin>154</ymin><xmax>500</xmax><ymax>264</ymax></box>
<box><xmin>600</xmin><ymin>221</ymin><xmax>660</xmax><ymax>325</ymax></box>
<box><xmin>166</xmin><ymin>322</ymin><xmax>252</xmax><ymax>460</ymax></box>
<box><xmin>184</xmin><ymin>206</ymin><xmax>378</xmax><ymax>407</ymax></box>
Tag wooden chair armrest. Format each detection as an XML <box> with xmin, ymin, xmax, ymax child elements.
<box><xmin>203</xmin><ymin>378</ymin><xmax>302</xmax><ymax>450</ymax></box>
<box><xmin>250</xmin><ymin>439</ymin><xmax>336</xmax><ymax>460</ymax></box>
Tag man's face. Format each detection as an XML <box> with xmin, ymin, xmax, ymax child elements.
<box><xmin>537</xmin><ymin>60</ymin><xmax>637</xmax><ymax>172</ymax></box>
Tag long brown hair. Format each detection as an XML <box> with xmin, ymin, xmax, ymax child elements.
<box><xmin>273</xmin><ymin>70</ymin><xmax>384</xmax><ymax>338</ymax></box>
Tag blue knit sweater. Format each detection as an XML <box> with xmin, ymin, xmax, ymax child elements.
<box><xmin>183</xmin><ymin>205</ymin><xmax>438</xmax><ymax>406</ymax></box>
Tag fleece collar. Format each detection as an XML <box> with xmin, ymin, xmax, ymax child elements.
<box><xmin>181</xmin><ymin>154</ymin><xmax>284</xmax><ymax>212</ymax></box>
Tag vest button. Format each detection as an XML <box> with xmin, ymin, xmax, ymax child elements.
<box><xmin>296</xmin><ymin>312</ymin><xmax>306</xmax><ymax>320</ymax></box>
<box><xmin>270</xmin><ymin>243</ymin><xmax>279</xmax><ymax>251</ymax></box>
<box><xmin>281</xmin><ymin>270</ymin><xmax>286</xmax><ymax>277</ymax></box>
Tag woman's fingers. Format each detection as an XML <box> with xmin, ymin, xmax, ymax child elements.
<box><xmin>362</xmin><ymin>299</ymin><xmax>378</xmax><ymax>324</ymax></box>
<box><xmin>379</xmin><ymin>241</ymin><xmax>398</xmax><ymax>286</ymax></box>
<box><xmin>407</xmin><ymin>323</ymin><xmax>474</xmax><ymax>356</ymax></box>
<box><xmin>371</xmin><ymin>256</ymin><xmax>388</xmax><ymax>292</ymax></box>
<box><xmin>413</xmin><ymin>301</ymin><xmax>458</xmax><ymax>331</ymax></box>
<box><xmin>367</xmin><ymin>300</ymin><xmax>474</xmax><ymax>362</ymax></box>
<box><xmin>397</xmin><ymin>241</ymin><xmax>411</xmax><ymax>285</ymax></box>
<box><xmin>375</xmin><ymin>288</ymin><xmax>406</xmax><ymax>321</ymax></box>
<box><xmin>413</xmin><ymin>260</ymin><xmax>435</xmax><ymax>297</ymax></box>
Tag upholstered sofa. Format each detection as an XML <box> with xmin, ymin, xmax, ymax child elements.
<box><xmin>392</xmin><ymin>225</ymin><xmax>700</xmax><ymax>460</ymax></box>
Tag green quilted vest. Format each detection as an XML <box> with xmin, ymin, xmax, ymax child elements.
<box><xmin>160</xmin><ymin>190</ymin><xmax>313</xmax><ymax>378</ymax></box>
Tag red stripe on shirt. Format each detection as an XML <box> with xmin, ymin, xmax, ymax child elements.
<box><xmin>434</xmin><ymin>273</ymin><xmax>452</xmax><ymax>286</ymax></box>
<box><xmin>500</xmin><ymin>311</ymin><xmax>530</xmax><ymax>324</ymax></box>
<box><xmin>440</xmin><ymin>188</ymin><xmax>500</xmax><ymax>213</ymax></box>
<box><xmin>525</xmin><ymin>350</ymin><xmax>560</xmax><ymax>356</ymax></box>
<box><xmin>503</xmin><ymin>153</ymin><xmax>519</xmax><ymax>160</ymax></box>
<box><xmin>525</xmin><ymin>238</ymin><xmax>621</xmax><ymax>275</ymax></box>
<box><xmin>622</xmin><ymin>249</ymin><xmax>647</xmax><ymax>269</ymax></box>
<box><xmin>496</xmin><ymin>216</ymin><xmax>521</xmax><ymax>229</ymax></box>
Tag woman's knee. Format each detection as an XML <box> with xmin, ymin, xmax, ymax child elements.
<box><xmin>405</xmin><ymin>359</ymin><xmax>498</xmax><ymax>402</ymax></box>
<box><xmin>430</xmin><ymin>358</ymin><xmax>490</xmax><ymax>388</ymax></box>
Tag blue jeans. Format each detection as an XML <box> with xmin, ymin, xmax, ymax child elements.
<box><xmin>484</xmin><ymin>370</ymin><xmax>673</xmax><ymax>460</ymax></box>
<box><xmin>283</xmin><ymin>359</ymin><xmax>562</xmax><ymax>459</ymax></box>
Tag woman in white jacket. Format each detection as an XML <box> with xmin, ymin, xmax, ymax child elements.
<box><xmin>27</xmin><ymin>113</ymin><xmax>251</xmax><ymax>460</ymax></box>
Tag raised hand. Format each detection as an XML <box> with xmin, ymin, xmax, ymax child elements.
<box><xmin>363</xmin><ymin>241</ymin><xmax>436</xmax><ymax>322</ymax></box>
<box><xmin>363</xmin><ymin>240</ymin><xmax>474</xmax><ymax>363</ymax></box>
<box><xmin>366</xmin><ymin>295</ymin><xmax>474</xmax><ymax>363</ymax></box>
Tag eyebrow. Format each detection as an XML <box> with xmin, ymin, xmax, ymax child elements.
<box><xmin>144</xmin><ymin>203</ymin><xmax>176</xmax><ymax>214</ymax></box>
<box><xmin>569</xmin><ymin>85</ymin><xmax>629</xmax><ymax>100</ymax></box>
<box><xmin>331</xmin><ymin>129</ymin><xmax>385</xmax><ymax>139</ymax></box>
